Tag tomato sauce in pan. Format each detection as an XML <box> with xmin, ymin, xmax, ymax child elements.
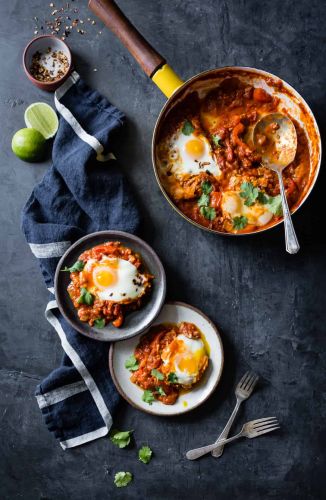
<box><xmin>157</xmin><ymin>77</ymin><xmax>310</xmax><ymax>234</ymax></box>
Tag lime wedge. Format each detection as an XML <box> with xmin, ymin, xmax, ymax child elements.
<box><xmin>12</xmin><ymin>128</ymin><xmax>46</xmax><ymax>162</ymax></box>
<box><xmin>24</xmin><ymin>102</ymin><xmax>59</xmax><ymax>140</ymax></box>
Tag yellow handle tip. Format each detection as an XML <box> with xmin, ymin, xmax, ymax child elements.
<box><xmin>151</xmin><ymin>64</ymin><xmax>184</xmax><ymax>98</ymax></box>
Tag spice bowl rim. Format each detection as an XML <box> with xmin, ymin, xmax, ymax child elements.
<box><xmin>23</xmin><ymin>34</ymin><xmax>72</xmax><ymax>90</ymax></box>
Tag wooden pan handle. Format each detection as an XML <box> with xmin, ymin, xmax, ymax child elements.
<box><xmin>88</xmin><ymin>0</ymin><xmax>165</xmax><ymax>77</ymax></box>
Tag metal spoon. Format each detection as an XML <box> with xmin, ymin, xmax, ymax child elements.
<box><xmin>253</xmin><ymin>112</ymin><xmax>299</xmax><ymax>254</ymax></box>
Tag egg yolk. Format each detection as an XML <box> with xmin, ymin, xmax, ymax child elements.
<box><xmin>185</xmin><ymin>138</ymin><xmax>205</xmax><ymax>159</ymax></box>
<box><xmin>178</xmin><ymin>355</ymin><xmax>198</xmax><ymax>374</ymax></box>
<box><xmin>93</xmin><ymin>265</ymin><xmax>117</xmax><ymax>288</ymax></box>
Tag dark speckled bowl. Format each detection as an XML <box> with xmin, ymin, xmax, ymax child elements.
<box><xmin>54</xmin><ymin>231</ymin><xmax>166</xmax><ymax>342</ymax></box>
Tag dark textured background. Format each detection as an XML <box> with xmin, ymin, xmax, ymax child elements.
<box><xmin>1</xmin><ymin>1</ymin><xmax>325</xmax><ymax>499</ymax></box>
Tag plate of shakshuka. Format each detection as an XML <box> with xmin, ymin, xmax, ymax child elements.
<box><xmin>54</xmin><ymin>231</ymin><xmax>166</xmax><ymax>342</ymax></box>
<box><xmin>109</xmin><ymin>302</ymin><xmax>224</xmax><ymax>415</ymax></box>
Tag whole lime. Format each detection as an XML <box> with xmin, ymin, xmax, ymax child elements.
<box><xmin>12</xmin><ymin>128</ymin><xmax>46</xmax><ymax>162</ymax></box>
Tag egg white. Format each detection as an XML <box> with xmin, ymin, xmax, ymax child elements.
<box><xmin>221</xmin><ymin>191</ymin><xmax>273</xmax><ymax>227</ymax></box>
<box><xmin>82</xmin><ymin>257</ymin><xmax>146</xmax><ymax>302</ymax></box>
<box><xmin>162</xmin><ymin>334</ymin><xmax>207</xmax><ymax>386</ymax></box>
<box><xmin>168</xmin><ymin>130</ymin><xmax>221</xmax><ymax>178</ymax></box>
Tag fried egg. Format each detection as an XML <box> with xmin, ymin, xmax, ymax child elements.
<box><xmin>167</xmin><ymin>129</ymin><xmax>221</xmax><ymax>178</ymax></box>
<box><xmin>221</xmin><ymin>191</ymin><xmax>273</xmax><ymax>226</ymax></box>
<box><xmin>80</xmin><ymin>257</ymin><xmax>146</xmax><ymax>302</ymax></box>
<box><xmin>161</xmin><ymin>334</ymin><xmax>208</xmax><ymax>387</ymax></box>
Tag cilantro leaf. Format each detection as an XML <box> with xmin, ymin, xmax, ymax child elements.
<box><xmin>124</xmin><ymin>355</ymin><xmax>139</xmax><ymax>372</ymax></box>
<box><xmin>211</xmin><ymin>134</ymin><xmax>223</xmax><ymax>147</ymax></box>
<box><xmin>77</xmin><ymin>287</ymin><xmax>94</xmax><ymax>306</ymax></box>
<box><xmin>94</xmin><ymin>318</ymin><xmax>105</xmax><ymax>328</ymax></box>
<box><xmin>266</xmin><ymin>194</ymin><xmax>283</xmax><ymax>216</ymax></box>
<box><xmin>114</xmin><ymin>471</ymin><xmax>133</xmax><ymax>488</ymax></box>
<box><xmin>232</xmin><ymin>216</ymin><xmax>248</xmax><ymax>230</ymax></box>
<box><xmin>201</xmin><ymin>181</ymin><xmax>213</xmax><ymax>195</ymax></box>
<box><xmin>110</xmin><ymin>429</ymin><xmax>133</xmax><ymax>449</ymax></box>
<box><xmin>197</xmin><ymin>193</ymin><xmax>210</xmax><ymax>207</ymax></box>
<box><xmin>240</xmin><ymin>182</ymin><xmax>259</xmax><ymax>206</ymax></box>
<box><xmin>156</xmin><ymin>386</ymin><xmax>166</xmax><ymax>396</ymax></box>
<box><xmin>257</xmin><ymin>191</ymin><xmax>269</xmax><ymax>204</ymax></box>
<box><xmin>200</xmin><ymin>206</ymin><xmax>216</xmax><ymax>220</ymax></box>
<box><xmin>167</xmin><ymin>372</ymin><xmax>178</xmax><ymax>384</ymax></box>
<box><xmin>142</xmin><ymin>390</ymin><xmax>155</xmax><ymax>405</ymax></box>
<box><xmin>138</xmin><ymin>445</ymin><xmax>153</xmax><ymax>464</ymax></box>
<box><xmin>61</xmin><ymin>260</ymin><xmax>85</xmax><ymax>273</ymax></box>
<box><xmin>182</xmin><ymin>120</ymin><xmax>195</xmax><ymax>136</ymax></box>
<box><xmin>151</xmin><ymin>369</ymin><xmax>164</xmax><ymax>381</ymax></box>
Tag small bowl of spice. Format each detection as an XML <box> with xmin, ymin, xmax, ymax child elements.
<box><xmin>23</xmin><ymin>35</ymin><xmax>72</xmax><ymax>92</ymax></box>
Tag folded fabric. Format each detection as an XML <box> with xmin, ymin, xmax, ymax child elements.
<box><xmin>22</xmin><ymin>71</ymin><xmax>141</xmax><ymax>449</ymax></box>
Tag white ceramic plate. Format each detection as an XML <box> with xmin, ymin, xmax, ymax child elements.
<box><xmin>109</xmin><ymin>301</ymin><xmax>224</xmax><ymax>416</ymax></box>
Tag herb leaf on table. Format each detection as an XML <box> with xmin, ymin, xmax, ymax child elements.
<box><xmin>110</xmin><ymin>429</ymin><xmax>133</xmax><ymax>448</ymax></box>
<box><xmin>138</xmin><ymin>445</ymin><xmax>153</xmax><ymax>464</ymax></box>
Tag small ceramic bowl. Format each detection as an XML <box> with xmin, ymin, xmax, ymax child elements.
<box><xmin>23</xmin><ymin>35</ymin><xmax>72</xmax><ymax>92</ymax></box>
<box><xmin>109</xmin><ymin>302</ymin><xmax>224</xmax><ymax>416</ymax></box>
<box><xmin>55</xmin><ymin>231</ymin><xmax>166</xmax><ymax>342</ymax></box>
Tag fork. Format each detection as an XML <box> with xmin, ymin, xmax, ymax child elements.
<box><xmin>186</xmin><ymin>417</ymin><xmax>280</xmax><ymax>460</ymax></box>
<box><xmin>211</xmin><ymin>371</ymin><xmax>259</xmax><ymax>458</ymax></box>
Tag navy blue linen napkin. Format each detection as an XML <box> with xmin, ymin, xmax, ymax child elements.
<box><xmin>22</xmin><ymin>71</ymin><xmax>140</xmax><ymax>449</ymax></box>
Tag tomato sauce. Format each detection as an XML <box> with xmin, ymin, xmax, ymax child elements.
<box><xmin>67</xmin><ymin>241</ymin><xmax>153</xmax><ymax>329</ymax></box>
<box><xmin>157</xmin><ymin>77</ymin><xmax>310</xmax><ymax>233</ymax></box>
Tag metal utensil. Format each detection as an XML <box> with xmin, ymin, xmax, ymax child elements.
<box><xmin>211</xmin><ymin>371</ymin><xmax>259</xmax><ymax>458</ymax></box>
<box><xmin>253</xmin><ymin>112</ymin><xmax>299</xmax><ymax>254</ymax></box>
<box><xmin>186</xmin><ymin>417</ymin><xmax>280</xmax><ymax>460</ymax></box>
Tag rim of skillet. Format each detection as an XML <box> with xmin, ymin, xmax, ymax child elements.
<box><xmin>54</xmin><ymin>231</ymin><xmax>167</xmax><ymax>342</ymax></box>
<box><xmin>108</xmin><ymin>300</ymin><xmax>224</xmax><ymax>416</ymax></box>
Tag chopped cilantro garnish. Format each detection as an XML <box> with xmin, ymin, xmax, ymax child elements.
<box><xmin>182</xmin><ymin>120</ymin><xmax>195</xmax><ymax>135</ymax></box>
<box><xmin>156</xmin><ymin>386</ymin><xmax>166</xmax><ymax>396</ymax></box>
<box><xmin>266</xmin><ymin>194</ymin><xmax>283</xmax><ymax>216</ymax></box>
<box><xmin>124</xmin><ymin>355</ymin><xmax>139</xmax><ymax>372</ymax></box>
<box><xmin>233</xmin><ymin>216</ymin><xmax>248</xmax><ymax>230</ymax></box>
<box><xmin>200</xmin><ymin>206</ymin><xmax>216</xmax><ymax>220</ymax></box>
<box><xmin>151</xmin><ymin>369</ymin><xmax>164</xmax><ymax>381</ymax></box>
<box><xmin>94</xmin><ymin>318</ymin><xmax>105</xmax><ymax>328</ymax></box>
<box><xmin>201</xmin><ymin>181</ymin><xmax>213</xmax><ymax>195</ymax></box>
<box><xmin>197</xmin><ymin>181</ymin><xmax>216</xmax><ymax>221</ymax></box>
<box><xmin>211</xmin><ymin>134</ymin><xmax>223</xmax><ymax>147</ymax></box>
<box><xmin>61</xmin><ymin>260</ymin><xmax>85</xmax><ymax>273</ymax></box>
<box><xmin>167</xmin><ymin>372</ymin><xmax>178</xmax><ymax>384</ymax></box>
<box><xmin>197</xmin><ymin>193</ymin><xmax>210</xmax><ymax>207</ymax></box>
<box><xmin>138</xmin><ymin>445</ymin><xmax>153</xmax><ymax>464</ymax></box>
<box><xmin>77</xmin><ymin>287</ymin><xmax>94</xmax><ymax>306</ymax></box>
<box><xmin>110</xmin><ymin>429</ymin><xmax>133</xmax><ymax>449</ymax></box>
<box><xmin>240</xmin><ymin>182</ymin><xmax>259</xmax><ymax>206</ymax></box>
<box><xmin>257</xmin><ymin>191</ymin><xmax>269</xmax><ymax>204</ymax></box>
<box><xmin>142</xmin><ymin>390</ymin><xmax>155</xmax><ymax>405</ymax></box>
<box><xmin>114</xmin><ymin>471</ymin><xmax>133</xmax><ymax>488</ymax></box>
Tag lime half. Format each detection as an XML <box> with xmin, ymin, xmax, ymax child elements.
<box><xmin>24</xmin><ymin>102</ymin><xmax>59</xmax><ymax>140</ymax></box>
<box><xmin>12</xmin><ymin>128</ymin><xmax>46</xmax><ymax>162</ymax></box>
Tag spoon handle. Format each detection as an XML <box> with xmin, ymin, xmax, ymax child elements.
<box><xmin>277</xmin><ymin>171</ymin><xmax>300</xmax><ymax>254</ymax></box>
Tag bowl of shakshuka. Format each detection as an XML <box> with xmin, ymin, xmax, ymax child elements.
<box><xmin>54</xmin><ymin>231</ymin><xmax>166</xmax><ymax>342</ymax></box>
<box><xmin>109</xmin><ymin>302</ymin><xmax>224</xmax><ymax>415</ymax></box>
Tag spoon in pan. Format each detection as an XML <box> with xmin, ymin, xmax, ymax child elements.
<box><xmin>253</xmin><ymin>112</ymin><xmax>299</xmax><ymax>254</ymax></box>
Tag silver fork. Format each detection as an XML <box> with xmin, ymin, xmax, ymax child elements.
<box><xmin>212</xmin><ymin>371</ymin><xmax>259</xmax><ymax>458</ymax></box>
<box><xmin>186</xmin><ymin>417</ymin><xmax>280</xmax><ymax>460</ymax></box>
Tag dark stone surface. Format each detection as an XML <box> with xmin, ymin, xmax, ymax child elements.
<box><xmin>1</xmin><ymin>0</ymin><xmax>325</xmax><ymax>499</ymax></box>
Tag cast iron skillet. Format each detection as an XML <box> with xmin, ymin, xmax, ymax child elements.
<box><xmin>89</xmin><ymin>0</ymin><xmax>321</xmax><ymax>236</ymax></box>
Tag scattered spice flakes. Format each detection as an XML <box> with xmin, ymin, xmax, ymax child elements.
<box><xmin>32</xmin><ymin>1</ymin><xmax>98</xmax><ymax>39</ymax></box>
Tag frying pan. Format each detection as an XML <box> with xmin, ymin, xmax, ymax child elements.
<box><xmin>89</xmin><ymin>0</ymin><xmax>321</xmax><ymax>236</ymax></box>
